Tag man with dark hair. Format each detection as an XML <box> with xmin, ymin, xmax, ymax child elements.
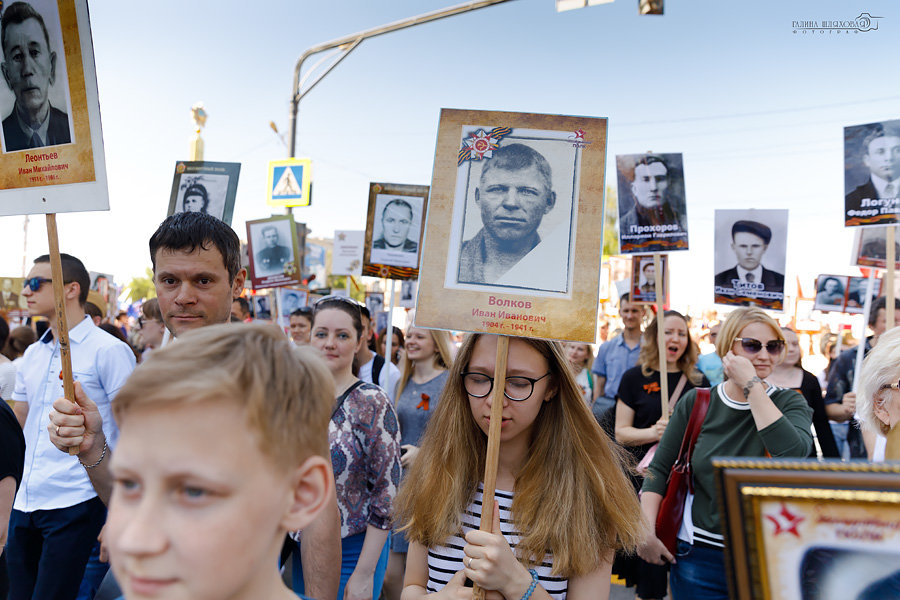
<box><xmin>372</xmin><ymin>198</ymin><xmax>417</xmax><ymax>252</ymax></box>
<box><xmin>714</xmin><ymin>219</ymin><xmax>785</xmax><ymax>291</ymax></box>
<box><xmin>846</xmin><ymin>126</ymin><xmax>900</xmax><ymax>218</ymax></box>
<box><xmin>231</xmin><ymin>296</ymin><xmax>252</xmax><ymax>322</ymax></box>
<box><xmin>254</xmin><ymin>225</ymin><xmax>292</xmax><ymax>276</ymax></box>
<box><xmin>181</xmin><ymin>182</ymin><xmax>209</xmax><ymax>214</ymax></box>
<box><xmin>49</xmin><ymin>212</ymin><xmax>342</xmax><ymax>600</ymax></box>
<box><xmin>591</xmin><ymin>292</ymin><xmax>644</xmax><ymax>423</ymax></box>
<box><xmin>0</xmin><ymin>1</ymin><xmax>71</xmax><ymax>151</ymax></box>
<box><xmin>8</xmin><ymin>252</ymin><xmax>135</xmax><ymax>599</ymax></box>
<box><xmin>824</xmin><ymin>296</ymin><xmax>900</xmax><ymax>459</ymax></box>
<box><xmin>619</xmin><ymin>155</ymin><xmax>686</xmax><ymax>234</ymax></box>
<box><xmin>458</xmin><ymin>143</ymin><xmax>562</xmax><ymax>287</ymax></box>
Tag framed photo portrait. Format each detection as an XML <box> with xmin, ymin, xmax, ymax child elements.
<box><xmin>252</xmin><ymin>292</ymin><xmax>272</xmax><ymax>321</ymax></box>
<box><xmin>363</xmin><ymin>183</ymin><xmax>429</xmax><ymax>279</ymax></box>
<box><xmin>398</xmin><ymin>280</ymin><xmax>417</xmax><ymax>309</ymax></box>
<box><xmin>278</xmin><ymin>287</ymin><xmax>308</xmax><ymax>318</ymax></box>
<box><xmin>851</xmin><ymin>225</ymin><xmax>900</xmax><ymax>271</ymax></box>
<box><xmin>167</xmin><ymin>161</ymin><xmax>240</xmax><ymax>225</ymax></box>
<box><xmin>0</xmin><ymin>276</ymin><xmax>26</xmax><ymax>313</ymax></box>
<box><xmin>333</xmin><ymin>230</ymin><xmax>365</xmax><ymax>276</ymax></box>
<box><xmin>715</xmin><ymin>459</ymin><xmax>900</xmax><ymax>600</ymax></box>
<box><xmin>616</xmin><ymin>153</ymin><xmax>689</xmax><ymax>254</ymax></box>
<box><xmin>365</xmin><ymin>292</ymin><xmax>385</xmax><ymax>317</ymax></box>
<box><xmin>812</xmin><ymin>275</ymin><xmax>849</xmax><ymax>313</ymax></box>
<box><xmin>713</xmin><ymin>209</ymin><xmax>788</xmax><ymax>311</ymax></box>
<box><xmin>845</xmin><ymin>275</ymin><xmax>883</xmax><ymax>314</ymax></box>
<box><xmin>630</xmin><ymin>255</ymin><xmax>667</xmax><ymax>305</ymax></box>
<box><xmin>0</xmin><ymin>0</ymin><xmax>110</xmax><ymax>215</ymax></box>
<box><xmin>844</xmin><ymin>119</ymin><xmax>900</xmax><ymax>228</ymax></box>
<box><xmin>246</xmin><ymin>214</ymin><xmax>302</xmax><ymax>290</ymax></box>
<box><xmin>416</xmin><ymin>108</ymin><xmax>608</xmax><ymax>342</ymax></box>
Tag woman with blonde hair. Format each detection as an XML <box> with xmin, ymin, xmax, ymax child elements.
<box><xmin>563</xmin><ymin>342</ymin><xmax>594</xmax><ymax>403</ymax></box>
<box><xmin>383</xmin><ymin>327</ymin><xmax>454</xmax><ymax>599</ymax></box>
<box><xmin>639</xmin><ymin>307</ymin><xmax>813</xmax><ymax>600</ymax></box>
<box><xmin>396</xmin><ymin>334</ymin><xmax>645</xmax><ymax>600</ymax></box>
<box><xmin>857</xmin><ymin>326</ymin><xmax>900</xmax><ymax>458</ymax></box>
<box><xmin>613</xmin><ymin>311</ymin><xmax>707</xmax><ymax>600</ymax></box>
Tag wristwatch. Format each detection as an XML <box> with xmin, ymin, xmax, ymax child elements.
<box><xmin>742</xmin><ymin>376</ymin><xmax>764</xmax><ymax>398</ymax></box>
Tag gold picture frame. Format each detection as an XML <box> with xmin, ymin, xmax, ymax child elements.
<box><xmin>714</xmin><ymin>458</ymin><xmax>900</xmax><ymax>600</ymax></box>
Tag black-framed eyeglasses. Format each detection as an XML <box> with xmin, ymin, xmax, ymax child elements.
<box><xmin>23</xmin><ymin>277</ymin><xmax>53</xmax><ymax>292</ymax></box>
<box><xmin>734</xmin><ymin>337</ymin><xmax>785</xmax><ymax>356</ymax></box>
<box><xmin>138</xmin><ymin>317</ymin><xmax>158</xmax><ymax>328</ymax></box>
<box><xmin>462</xmin><ymin>371</ymin><xmax>552</xmax><ymax>402</ymax></box>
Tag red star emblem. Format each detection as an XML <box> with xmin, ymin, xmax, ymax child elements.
<box><xmin>464</xmin><ymin>129</ymin><xmax>499</xmax><ymax>160</ymax></box>
<box><xmin>573</xmin><ymin>129</ymin><xmax>585</xmax><ymax>141</ymax></box>
<box><xmin>765</xmin><ymin>502</ymin><xmax>804</xmax><ymax>538</ymax></box>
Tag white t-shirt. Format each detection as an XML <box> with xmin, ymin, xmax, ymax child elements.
<box><xmin>358</xmin><ymin>354</ymin><xmax>402</xmax><ymax>400</ymax></box>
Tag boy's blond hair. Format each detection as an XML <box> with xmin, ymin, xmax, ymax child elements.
<box><xmin>113</xmin><ymin>322</ymin><xmax>334</xmax><ymax>467</ymax></box>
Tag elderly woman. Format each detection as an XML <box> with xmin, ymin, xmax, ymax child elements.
<box><xmin>638</xmin><ymin>307</ymin><xmax>813</xmax><ymax>600</ymax></box>
<box><xmin>858</xmin><ymin>327</ymin><xmax>900</xmax><ymax>460</ymax></box>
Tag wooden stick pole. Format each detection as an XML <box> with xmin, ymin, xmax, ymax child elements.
<box><xmin>887</xmin><ymin>226</ymin><xmax>895</xmax><ymax>328</ymax></box>
<box><xmin>46</xmin><ymin>214</ymin><xmax>79</xmax><ymax>455</ymax></box>
<box><xmin>653</xmin><ymin>254</ymin><xmax>669</xmax><ymax>416</ymax></box>
<box><xmin>472</xmin><ymin>335</ymin><xmax>509</xmax><ymax>600</ymax></box>
<box><xmin>384</xmin><ymin>279</ymin><xmax>398</xmax><ymax>397</ymax></box>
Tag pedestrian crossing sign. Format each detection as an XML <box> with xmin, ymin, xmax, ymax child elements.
<box><xmin>267</xmin><ymin>158</ymin><xmax>312</xmax><ymax>207</ymax></box>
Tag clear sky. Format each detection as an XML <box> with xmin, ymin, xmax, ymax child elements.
<box><xmin>1</xmin><ymin>0</ymin><xmax>898</xmax><ymax>317</ymax></box>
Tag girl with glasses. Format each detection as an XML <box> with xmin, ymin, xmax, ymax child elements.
<box><xmin>395</xmin><ymin>334</ymin><xmax>643</xmax><ymax>600</ymax></box>
<box><xmin>638</xmin><ymin>307</ymin><xmax>813</xmax><ymax>600</ymax></box>
<box><xmin>612</xmin><ymin>311</ymin><xmax>707</xmax><ymax>600</ymax></box>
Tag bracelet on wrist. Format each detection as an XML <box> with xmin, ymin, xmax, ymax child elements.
<box><xmin>79</xmin><ymin>440</ymin><xmax>108</xmax><ymax>469</ymax></box>
<box><xmin>519</xmin><ymin>569</ymin><xmax>539</xmax><ymax>600</ymax></box>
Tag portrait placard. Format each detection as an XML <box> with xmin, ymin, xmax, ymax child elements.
<box><xmin>844</xmin><ymin>119</ymin><xmax>900</xmax><ymax>227</ymax></box>
<box><xmin>812</xmin><ymin>274</ymin><xmax>884</xmax><ymax>314</ymax></box>
<box><xmin>616</xmin><ymin>153</ymin><xmax>688</xmax><ymax>253</ymax></box>
<box><xmin>416</xmin><ymin>108</ymin><xmax>607</xmax><ymax>342</ymax></box>
<box><xmin>851</xmin><ymin>225</ymin><xmax>900</xmax><ymax>270</ymax></box>
<box><xmin>246</xmin><ymin>215</ymin><xmax>302</xmax><ymax>290</ymax></box>
<box><xmin>398</xmin><ymin>280</ymin><xmax>417</xmax><ymax>308</ymax></box>
<box><xmin>365</xmin><ymin>292</ymin><xmax>385</xmax><ymax>317</ymax></box>
<box><xmin>713</xmin><ymin>209</ymin><xmax>788</xmax><ymax>311</ymax></box>
<box><xmin>362</xmin><ymin>183</ymin><xmax>429</xmax><ymax>280</ymax></box>
<box><xmin>278</xmin><ymin>287</ymin><xmax>308</xmax><ymax>318</ymax></box>
<box><xmin>0</xmin><ymin>276</ymin><xmax>27</xmax><ymax>315</ymax></box>
<box><xmin>251</xmin><ymin>292</ymin><xmax>272</xmax><ymax>321</ymax></box>
<box><xmin>167</xmin><ymin>161</ymin><xmax>240</xmax><ymax>225</ymax></box>
<box><xmin>332</xmin><ymin>230</ymin><xmax>365</xmax><ymax>276</ymax></box>
<box><xmin>715</xmin><ymin>459</ymin><xmax>900</xmax><ymax>600</ymax></box>
<box><xmin>629</xmin><ymin>255</ymin><xmax>667</xmax><ymax>305</ymax></box>
<box><xmin>0</xmin><ymin>0</ymin><xmax>109</xmax><ymax>215</ymax></box>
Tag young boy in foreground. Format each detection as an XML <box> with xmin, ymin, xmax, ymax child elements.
<box><xmin>104</xmin><ymin>322</ymin><xmax>334</xmax><ymax>600</ymax></box>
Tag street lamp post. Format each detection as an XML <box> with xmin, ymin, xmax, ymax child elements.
<box><xmin>288</xmin><ymin>0</ymin><xmax>516</xmax><ymax>158</ymax></box>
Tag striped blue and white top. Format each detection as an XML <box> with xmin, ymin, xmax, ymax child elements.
<box><xmin>426</xmin><ymin>484</ymin><xmax>569</xmax><ymax>599</ymax></box>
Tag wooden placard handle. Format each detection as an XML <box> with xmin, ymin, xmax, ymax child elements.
<box><xmin>472</xmin><ymin>335</ymin><xmax>509</xmax><ymax>600</ymax></box>
<box><xmin>653</xmin><ymin>253</ymin><xmax>669</xmax><ymax>416</ymax></box>
<box><xmin>887</xmin><ymin>226</ymin><xmax>895</xmax><ymax>328</ymax></box>
<box><xmin>46</xmin><ymin>214</ymin><xmax>79</xmax><ymax>456</ymax></box>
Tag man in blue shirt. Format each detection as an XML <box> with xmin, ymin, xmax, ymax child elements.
<box><xmin>8</xmin><ymin>253</ymin><xmax>135</xmax><ymax>600</ymax></box>
<box><xmin>591</xmin><ymin>293</ymin><xmax>643</xmax><ymax>424</ymax></box>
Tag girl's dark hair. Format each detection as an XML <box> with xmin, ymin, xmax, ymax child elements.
<box><xmin>4</xmin><ymin>326</ymin><xmax>36</xmax><ymax>360</ymax></box>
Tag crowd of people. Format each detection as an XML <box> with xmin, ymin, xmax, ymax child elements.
<box><xmin>0</xmin><ymin>212</ymin><xmax>896</xmax><ymax>600</ymax></box>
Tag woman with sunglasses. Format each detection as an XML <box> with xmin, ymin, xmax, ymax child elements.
<box><xmin>612</xmin><ymin>311</ymin><xmax>707</xmax><ymax>600</ymax></box>
<box><xmin>638</xmin><ymin>307</ymin><xmax>813</xmax><ymax>600</ymax></box>
<box><xmin>298</xmin><ymin>297</ymin><xmax>401</xmax><ymax>600</ymax></box>
<box><xmin>395</xmin><ymin>334</ymin><xmax>644</xmax><ymax>600</ymax></box>
<box><xmin>767</xmin><ymin>327</ymin><xmax>840</xmax><ymax>458</ymax></box>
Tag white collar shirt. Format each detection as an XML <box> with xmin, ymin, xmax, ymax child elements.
<box><xmin>13</xmin><ymin>316</ymin><xmax>136</xmax><ymax>512</ymax></box>
<box><xmin>872</xmin><ymin>173</ymin><xmax>900</xmax><ymax>198</ymax></box>
<box><xmin>736</xmin><ymin>265</ymin><xmax>763</xmax><ymax>283</ymax></box>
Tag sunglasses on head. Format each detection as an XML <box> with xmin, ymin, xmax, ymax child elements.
<box><xmin>734</xmin><ymin>337</ymin><xmax>785</xmax><ymax>355</ymax></box>
<box><xmin>24</xmin><ymin>277</ymin><xmax>53</xmax><ymax>292</ymax></box>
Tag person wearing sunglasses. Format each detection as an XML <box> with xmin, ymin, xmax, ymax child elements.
<box><xmin>136</xmin><ymin>298</ymin><xmax>166</xmax><ymax>356</ymax></box>
<box><xmin>7</xmin><ymin>253</ymin><xmax>136</xmax><ymax>600</ymax></box>
<box><xmin>639</xmin><ymin>307</ymin><xmax>813</xmax><ymax>600</ymax></box>
<box><xmin>395</xmin><ymin>334</ymin><xmax>644</xmax><ymax>600</ymax></box>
